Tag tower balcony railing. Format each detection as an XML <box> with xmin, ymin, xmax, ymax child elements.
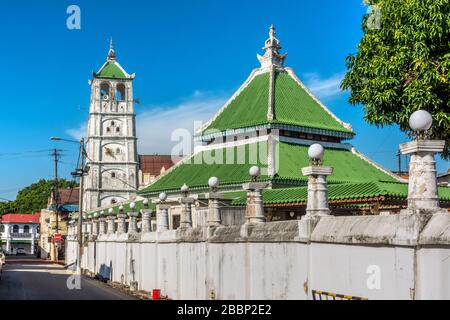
<box><xmin>10</xmin><ymin>233</ymin><xmax>35</xmax><ymax>239</ymax></box>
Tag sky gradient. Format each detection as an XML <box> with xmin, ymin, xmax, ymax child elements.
<box><xmin>0</xmin><ymin>0</ymin><xmax>448</xmax><ymax>201</ymax></box>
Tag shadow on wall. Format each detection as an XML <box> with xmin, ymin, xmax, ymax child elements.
<box><xmin>97</xmin><ymin>261</ymin><xmax>113</xmax><ymax>282</ymax></box>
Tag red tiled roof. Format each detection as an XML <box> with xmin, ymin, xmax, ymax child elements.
<box><xmin>139</xmin><ymin>155</ymin><xmax>176</xmax><ymax>176</ymax></box>
<box><xmin>1</xmin><ymin>213</ymin><xmax>41</xmax><ymax>224</ymax></box>
<box><xmin>56</xmin><ymin>188</ymin><xmax>79</xmax><ymax>205</ymax></box>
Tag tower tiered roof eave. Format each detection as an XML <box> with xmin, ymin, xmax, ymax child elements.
<box><xmin>93</xmin><ymin>38</ymin><xmax>135</xmax><ymax>80</ymax></box>
<box><xmin>197</xmin><ymin>25</ymin><xmax>354</xmax><ymax>141</ymax></box>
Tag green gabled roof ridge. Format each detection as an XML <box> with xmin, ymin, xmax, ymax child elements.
<box><xmin>283</xmin><ymin>68</ymin><xmax>353</xmax><ymax>133</ymax></box>
<box><xmin>229</xmin><ymin>181</ymin><xmax>450</xmax><ymax>206</ymax></box>
<box><xmin>138</xmin><ymin>141</ymin><xmax>272</xmax><ymax>195</ymax></box>
<box><xmin>200</xmin><ymin>68</ymin><xmax>354</xmax><ymax>137</ymax></box>
<box><xmin>95</xmin><ymin>61</ymin><xmax>131</xmax><ymax>80</ymax></box>
<box><xmin>199</xmin><ymin>68</ymin><xmax>263</xmax><ymax>134</ymax></box>
<box><xmin>139</xmin><ymin>140</ymin><xmax>401</xmax><ymax>196</ymax></box>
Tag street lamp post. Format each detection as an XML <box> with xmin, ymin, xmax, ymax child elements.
<box><xmin>51</xmin><ymin>137</ymin><xmax>88</xmax><ymax>275</ymax></box>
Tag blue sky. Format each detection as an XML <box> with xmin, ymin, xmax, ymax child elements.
<box><xmin>0</xmin><ymin>0</ymin><xmax>447</xmax><ymax>201</ymax></box>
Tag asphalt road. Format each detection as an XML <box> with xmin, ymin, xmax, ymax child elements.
<box><xmin>0</xmin><ymin>258</ymin><xmax>136</xmax><ymax>300</ymax></box>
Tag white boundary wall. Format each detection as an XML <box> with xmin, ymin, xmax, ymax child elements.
<box><xmin>66</xmin><ymin>213</ymin><xmax>450</xmax><ymax>300</ymax></box>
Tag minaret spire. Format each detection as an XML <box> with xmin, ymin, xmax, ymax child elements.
<box><xmin>257</xmin><ymin>24</ymin><xmax>288</xmax><ymax>69</ymax></box>
<box><xmin>107</xmin><ymin>37</ymin><xmax>117</xmax><ymax>61</ymax></box>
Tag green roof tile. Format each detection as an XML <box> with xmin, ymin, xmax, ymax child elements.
<box><xmin>228</xmin><ymin>182</ymin><xmax>450</xmax><ymax>206</ymax></box>
<box><xmin>203</xmin><ymin>71</ymin><xmax>352</xmax><ymax>135</ymax></box>
<box><xmin>97</xmin><ymin>62</ymin><xmax>128</xmax><ymax>79</ymax></box>
<box><xmin>138</xmin><ymin>141</ymin><xmax>397</xmax><ymax>195</ymax></box>
<box><xmin>206</xmin><ymin>73</ymin><xmax>269</xmax><ymax>132</ymax></box>
<box><xmin>272</xmin><ymin>72</ymin><xmax>351</xmax><ymax>133</ymax></box>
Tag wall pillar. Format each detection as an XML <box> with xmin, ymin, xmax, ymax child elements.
<box><xmin>301</xmin><ymin>166</ymin><xmax>333</xmax><ymax>217</ymax></box>
<box><xmin>156</xmin><ymin>204</ymin><xmax>170</xmax><ymax>232</ymax></box>
<box><xmin>400</xmin><ymin>140</ymin><xmax>445</xmax><ymax>210</ymax></box>
<box><xmin>128</xmin><ymin>211</ymin><xmax>139</xmax><ymax>234</ymax></box>
<box><xmin>243</xmin><ymin>182</ymin><xmax>269</xmax><ymax>224</ymax></box>
<box><xmin>117</xmin><ymin>213</ymin><xmax>128</xmax><ymax>234</ymax></box>
<box><xmin>179</xmin><ymin>197</ymin><xmax>194</xmax><ymax>229</ymax></box>
<box><xmin>141</xmin><ymin>209</ymin><xmax>152</xmax><ymax>233</ymax></box>
<box><xmin>91</xmin><ymin>219</ymin><xmax>99</xmax><ymax>236</ymax></box>
<box><xmin>207</xmin><ymin>193</ymin><xmax>222</xmax><ymax>227</ymax></box>
<box><xmin>107</xmin><ymin>216</ymin><xmax>116</xmax><ymax>234</ymax></box>
<box><xmin>98</xmin><ymin>218</ymin><xmax>107</xmax><ymax>235</ymax></box>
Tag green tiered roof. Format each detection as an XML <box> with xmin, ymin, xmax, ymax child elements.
<box><xmin>138</xmin><ymin>141</ymin><xmax>398</xmax><ymax>195</ymax></box>
<box><xmin>97</xmin><ymin>62</ymin><xmax>128</xmax><ymax>79</ymax></box>
<box><xmin>203</xmin><ymin>71</ymin><xmax>352</xmax><ymax>136</ymax></box>
<box><xmin>94</xmin><ymin>39</ymin><xmax>133</xmax><ymax>80</ymax></box>
<box><xmin>226</xmin><ymin>182</ymin><xmax>450</xmax><ymax>206</ymax></box>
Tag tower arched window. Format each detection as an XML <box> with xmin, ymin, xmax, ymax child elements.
<box><xmin>116</xmin><ymin>83</ymin><xmax>126</xmax><ymax>101</ymax></box>
<box><xmin>13</xmin><ymin>225</ymin><xmax>19</xmax><ymax>233</ymax></box>
<box><xmin>100</xmin><ymin>82</ymin><xmax>110</xmax><ymax>100</ymax></box>
<box><xmin>23</xmin><ymin>225</ymin><xmax>30</xmax><ymax>234</ymax></box>
<box><xmin>116</xmin><ymin>127</ymin><xmax>120</xmax><ymax>133</ymax></box>
<box><xmin>0</xmin><ymin>225</ymin><xmax>4</xmax><ymax>233</ymax></box>
<box><xmin>111</xmin><ymin>172</ymin><xmax>116</xmax><ymax>178</ymax></box>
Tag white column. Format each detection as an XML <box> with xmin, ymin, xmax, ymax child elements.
<box><xmin>141</xmin><ymin>209</ymin><xmax>152</xmax><ymax>233</ymax></box>
<box><xmin>301</xmin><ymin>166</ymin><xmax>333</xmax><ymax>217</ymax></box>
<box><xmin>207</xmin><ymin>193</ymin><xmax>222</xmax><ymax>227</ymax></box>
<box><xmin>92</xmin><ymin>219</ymin><xmax>99</xmax><ymax>236</ymax></box>
<box><xmin>400</xmin><ymin>140</ymin><xmax>445</xmax><ymax>210</ymax></box>
<box><xmin>179</xmin><ymin>197</ymin><xmax>194</xmax><ymax>229</ymax></box>
<box><xmin>156</xmin><ymin>204</ymin><xmax>170</xmax><ymax>232</ymax></box>
<box><xmin>98</xmin><ymin>218</ymin><xmax>107</xmax><ymax>235</ymax></box>
<box><xmin>107</xmin><ymin>216</ymin><xmax>116</xmax><ymax>234</ymax></box>
<box><xmin>243</xmin><ymin>182</ymin><xmax>269</xmax><ymax>224</ymax></box>
<box><xmin>128</xmin><ymin>211</ymin><xmax>139</xmax><ymax>234</ymax></box>
<box><xmin>117</xmin><ymin>214</ymin><xmax>128</xmax><ymax>234</ymax></box>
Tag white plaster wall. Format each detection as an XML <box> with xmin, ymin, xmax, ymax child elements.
<box><xmin>65</xmin><ymin>235</ymin><xmax>449</xmax><ymax>300</ymax></box>
<box><xmin>417</xmin><ymin>248</ymin><xmax>450</xmax><ymax>300</ymax></box>
<box><xmin>249</xmin><ymin>243</ymin><xmax>308</xmax><ymax>300</ymax></box>
<box><xmin>310</xmin><ymin>243</ymin><xmax>415</xmax><ymax>300</ymax></box>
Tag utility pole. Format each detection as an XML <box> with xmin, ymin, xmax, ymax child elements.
<box><xmin>51</xmin><ymin>148</ymin><xmax>62</xmax><ymax>262</ymax></box>
<box><xmin>51</xmin><ymin>136</ymin><xmax>88</xmax><ymax>275</ymax></box>
<box><xmin>397</xmin><ymin>149</ymin><xmax>402</xmax><ymax>174</ymax></box>
<box><xmin>74</xmin><ymin>138</ymin><xmax>87</xmax><ymax>276</ymax></box>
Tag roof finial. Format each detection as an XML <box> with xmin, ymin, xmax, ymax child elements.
<box><xmin>107</xmin><ymin>37</ymin><xmax>116</xmax><ymax>61</ymax></box>
<box><xmin>257</xmin><ymin>24</ymin><xmax>287</xmax><ymax>69</ymax></box>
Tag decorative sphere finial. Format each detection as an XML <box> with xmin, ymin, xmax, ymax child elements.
<box><xmin>159</xmin><ymin>192</ymin><xmax>167</xmax><ymax>202</ymax></box>
<box><xmin>108</xmin><ymin>208</ymin><xmax>114</xmax><ymax>215</ymax></box>
<box><xmin>208</xmin><ymin>177</ymin><xmax>219</xmax><ymax>191</ymax></box>
<box><xmin>308</xmin><ymin>144</ymin><xmax>325</xmax><ymax>166</ymax></box>
<box><xmin>119</xmin><ymin>205</ymin><xmax>124</xmax><ymax>213</ymax></box>
<box><xmin>409</xmin><ymin>110</ymin><xmax>432</xmax><ymax>139</ymax></box>
<box><xmin>249</xmin><ymin>166</ymin><xmax>260</xmax><ymax>182</ymax></box>
<box><xmin>181</xmin><ymin>183</ymin><xmax>189</xmax><ymax>196</ymax></box>
<box><xmin>129</xmin><ymin>202</ymin><xmax>136</xmax><ymax>210</ymax></box>
<box><xmin>143</xmin><ymin>198</ymin><xmax>149</xmax><ymax>207</ymax></box>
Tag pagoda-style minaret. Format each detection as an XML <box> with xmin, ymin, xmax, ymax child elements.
<box><xmin>84</xmin><ymin>40</ymin><xmax>138</xmax><ymax>211</ymax></box>
<box><xmin>257</xmin><ymin>25</ymin><xmax>288</xmax><ymax>70</ymax></box>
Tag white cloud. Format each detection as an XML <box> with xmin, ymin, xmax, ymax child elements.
<box><xmin>137</xmin><ymin>91</ymin><xmax>227</xmax><ymax>155</ymax></box>
<box><xmin>67</xmin><ymin>123</ymin><xmax>87</xmax><ymax>141</ymax></box>
<box><xmin>303</xmin><ymin>72</ymin><xmax>345</xmax><ymax>99</ymax></box>
<box><xmin>66</xmin><ymin>91</ymin><xmax>228</xmax><ymax>155</ymax></box>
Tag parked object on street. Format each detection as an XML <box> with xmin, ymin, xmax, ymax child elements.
<box><xmin>16</xmin><ymin>248</ymin><xmax>26</xmax><ymax>256</ymax></box>
<box><xmin>0</xmin><ymin>251</ymin><xmax>5</xmax><ymax>265</ymax></box>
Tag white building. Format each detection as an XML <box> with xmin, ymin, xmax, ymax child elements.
<box><xmin>83</xmin><ymin>40</ymin><xmax>139</xmax><ymax>211</ymax></box>
<box><xmin>0</xmin><ymin>213</ymin><xmax>40</xmax><ymax>255</ymax></box>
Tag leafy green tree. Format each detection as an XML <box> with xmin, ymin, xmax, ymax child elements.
<box><xmin>342</xmin><ymin>0</ymin><xmax>450</xmax><ymax>158</ymax></box>
<box><xmin>0</xmin><ymin>179</ymin><xmax>78</xmax><ymax>215</ymax></box>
